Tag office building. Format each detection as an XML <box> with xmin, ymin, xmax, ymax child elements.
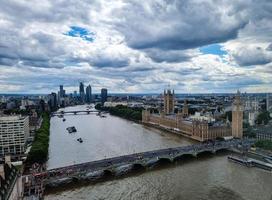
<box><xmin>86</xmin><ymin>85</ymin><xmax>92</xmax><ymax>103</ymax></box>
<box><xmin>79</xmin><ymin>82</ymin><xmax>85</xmax><ymax>103</ymax></box>
<box><xmin>0</xmin><ymin>156</ymin><xmax>22</xmax><ymax>200</ymax></box>
<box><xmin>59</xmin><ymin>85</ymin><xmax>65</xmax><ymax>98</ymax></box>
<box><xmin>48</xmin><ymin>92</ymin><xmax>57</xmax><ymax>111</ymax></box>
<box><xmin>0</xmin><ymin>115</ymin><xmax>29</xmax><ymax>159</ymax></box>
<box><xmin>101</xmin><ymin>88</ymin><xmax>108</xmax><ymax>105</ymax></box>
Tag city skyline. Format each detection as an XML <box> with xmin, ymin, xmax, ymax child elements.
<box><xmin>0</xmin><ymin>1</ymin><xmax>271</xmax><ymax>94</ymax></box>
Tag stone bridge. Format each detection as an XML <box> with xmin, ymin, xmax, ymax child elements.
<box><xmin>51</xmin><ymin>110</ymin><xmax>101</xmax><ymax>116</ymax></box>
<box><xmin>39</xmin><ymin>139</ymin><xmax>254</xmax><ymax>187</ymax></box>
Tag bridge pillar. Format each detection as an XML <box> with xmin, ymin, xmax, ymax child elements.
<box><xmin>193</xmin><ymin>152</ymin><xmax>197</xmax><ymax>157</ymax></box>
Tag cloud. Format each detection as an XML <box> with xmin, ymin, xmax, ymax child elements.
<box><xmin>113</xmin><ymin>1</ymin><xmax>248</xmax><ymax>50</ymax></box>
<box><xmin>0</xmin><ymin>0</ymin><xmax>271</xmax><ymax>93</ymax></box>
<box><xmin>143</xmin><ymin>49</ymin><xmax>197</xmax><ymax>63</ymax></box>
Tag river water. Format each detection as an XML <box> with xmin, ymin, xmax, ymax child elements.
<box><xmin>45</xmin><ymin>105</ymin><xmax>272</xmax><ymax>200</ymax></box>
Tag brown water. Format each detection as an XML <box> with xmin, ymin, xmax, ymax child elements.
<box><xmin>45</xmin><ymin>105</ymin><xmax>272</xmax><ymax>200</ymax></box>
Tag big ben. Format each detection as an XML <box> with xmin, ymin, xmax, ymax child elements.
<box><xmin>232</xmin><ymin>90</ymin><xmax>243</xmax><ymax>138</ymax></box>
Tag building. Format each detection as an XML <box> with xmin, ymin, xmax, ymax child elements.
<box><xmin>73</xmin><ymin>91</ymin><xmax>77</xmax><ymax>98</ymax></box>
<box><xmin>0</xmin><ymin>156</ymin><xmax>22</xmax><ymax>200</ymax></box>
<box><xmin>48</xmin><ymin>92</ymin><xmax>57</xmax><ymax>111</ymax></box>
<box><xmin>59</xmin><ymin>85</ymin><xmax>65</xmax><ymax>98</ymax></box>
<box><xmin>101</xmin><ymin>88</ymin><xmax>108</xmax><ymax>105</ymax></box>
<box><xmin>86</xmin><ymin>85</ymin><xmax>92</xmax><ymax>103</ymax></box>
<box><xmin>232</xmin><ymin>91</ymin><xmax>244</xmax><ymax>138</ymax></box>
<box><xmin>0</xmin><ymin>115</ymin><xmax>29</xmax><ymax>160</ymax></box>
<box><xmin>266</xmin><ymin>93</ymin><xmax>272</xmax><ymax>111</ymax></box>
<box><xmin>182</xmin><ymin>99</ymin><xmax>189</xmax><ymax>117</ymax></box>
<box><xmin>142</xmin><ymin>109</ymin><xmax>231</xmax><ymax>142</ymax></box>
<box><xmin>164</xmin><ymin>89</ymin><xmax>175</xmax><ymax>114</ymax></box>
<box><xmin>254</xmin><ymin>126</ymin><xmax>272</xmax><ymax>141</ymax></box>
<box><xmin>79</xmin><ymin>82</ymin><xmax>85</xmax><ymax>103</ymax></box>
<box><xmin>142</xmin><ymin>89</ymin><xmax>233</xmax><ymax>142</ymax></box>
<box><xmin>248</xmin><ymin>112</ymin><xmax>257</xmax><ymax>126</ymax></box>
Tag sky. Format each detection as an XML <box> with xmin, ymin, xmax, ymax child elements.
<box><xmin>0</xmin><ymin>0</ymin><xmax>272</xmax><ymax>94</ymax></box>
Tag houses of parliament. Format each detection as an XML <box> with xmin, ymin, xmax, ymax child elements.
<box><xmin>142</xmin><ymin>89</ymin><xmax>243</xmax><ymax>142</ymax></box>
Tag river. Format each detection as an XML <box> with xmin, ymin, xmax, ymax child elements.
<box><xmin>45</xmin><ymin>105</ymin><xmax>272</xmax><ymax>200</ymax></box>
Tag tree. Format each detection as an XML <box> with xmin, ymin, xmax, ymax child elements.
<box><xmin>224</xmin><ymin>111</ymin><xmax>232</xmax><ymax>122</ymax></box>
<box><xmin>256</xmin><ymin>111</ymin><xmax>271</xmax><ymax>125</ymax></box>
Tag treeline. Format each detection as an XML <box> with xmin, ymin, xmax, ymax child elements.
<box><xmin>95</xmin><ymin>104</ymin><xmax>142</xmax><ymax>121</ymax></box>
<box><xmin>255</xmin><ymin>140</ymin><xmax>272</xmax><ymax>151</ymax></box>
<box><xmin>27</xmin><ymin>112</ymin><xmax>50</xmax><ymax>164</ymax></box>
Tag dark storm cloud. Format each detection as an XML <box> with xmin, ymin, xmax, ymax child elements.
<box><xmin>144</xmin><ymin>49</ymin><xmax>192</xmax><ymax>63</ymax></box>
<box><xmin>114</xmin><ymin>0</ymin><xmax>248</xmax><ymax>50</ymax></box>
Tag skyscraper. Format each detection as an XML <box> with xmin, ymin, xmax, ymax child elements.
<box><xmin>49</xmin><ymin>92</ymin><xmax>57</xmax><ymax>111</ymax></box>
<box><xmin>86</xmin><ymin>85</ymin><xmax>92</xmax><ymax>103</ymax></box>
<box><xmin>79</xmin><ymin>82</ymin><xmax>85</xmax><ymax>103</ymax></box>
<box><xmin>101</xmin><ymin>88</ymin><xmax>108</xmax><ymax>105</ymax></box>
<box><xmin>232</xmin><ymin>90</ymin><xmax>243</xmax><ymax>138</ymax></box>
<box><xmin>59</xmin><ymin>85</ymin><xmax>65</xmax><ymax>98</ymax></box>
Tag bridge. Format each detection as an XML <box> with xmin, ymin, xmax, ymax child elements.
<box><xmin>23</xmin><ymin>138</ymin><xmax>254</xmax><ymax>195</ymax></box>
<box><xmin>51</xmin><ymin>110</ymin><xmax>102</xmax><ymax>116</ymax></box>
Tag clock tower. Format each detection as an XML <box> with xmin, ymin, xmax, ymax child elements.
<box><xmin>232</xmin><ymin>90</ymin><xmax>243</xmax><ymax>138</ymax></box>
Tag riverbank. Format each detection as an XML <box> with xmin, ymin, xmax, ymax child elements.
<box><xmin>255</xmin><ymin>140</ymin><xmax>272</xmax><ymax>151</ymax></box>
<box><xmin>27</xmin><ymin>112</ymin><xmax>50</xmax><ymax>164</ymax></box>
<box><xmin>95</xmin><ymin>104</ymin><xmax>142</xmax><ymax>122</ymax></box>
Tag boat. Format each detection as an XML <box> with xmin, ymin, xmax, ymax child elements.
<box><xmin>66</xmin><ymin>126</ymin><xmax>77</xmax><ymax>133</ymax></box>
<box><xmin>77</xmin><ymin>138</ymin><xmax>83</xmax><ymax>143</ymax></box>
<box><xmin>228</xmin><ymin>156</ymin><xmax>252</xmax><ymax>167</ymax></box>
<box><xmin>63</xmin><ymin>118</ymin><xmax>66</xmax><ymax>122</ymax></box>
<box><xmin>228</xmin><ymin>155</ymin><xmax>272</xmax><ymax>171</ymax></box>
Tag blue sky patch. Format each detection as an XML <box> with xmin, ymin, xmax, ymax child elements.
<box><xmin>65</xmin><ymin>26</ymin><xmax>95</xmax><ymax>42</ymax></box>
<box><xmin>199</xmin><ymin>44</ymin><xmax>227</xmax><ymax>56</ymax></box>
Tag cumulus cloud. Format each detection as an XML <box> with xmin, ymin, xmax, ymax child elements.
<box><xmin>0</xmin><ymin>0</ymin><xmax>271</xmax><ymax>93</ymax></box>
<box><xmin>113</xmin><ymin>1</ymin><xmax>248</xmax><ymax>50</ymax></box>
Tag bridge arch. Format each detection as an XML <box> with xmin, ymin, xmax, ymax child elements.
<box><xmin>131</xmin><ymin>163</ymin><xmax>145</xmax><ymax>171</ymax></box>
<box><xmin>214</xmin><ymin>148</ymin><xmax>228</xmax><ymax>154</ymax></box>
<box><xmin>158</xmin><ymin>157</ymin><xmax>172</xmax><ymax>164</ymax></box>
<box><xmin>196</xmin><ymin>150</ymin><xmax>214</xmax><ymax>157</ymax></box>
<box><xmin>103</xmin><ymin>169</ymin><xmax>114</xmax><ymax>177</ymax></box>
<box><xmin>173</xmin><ymin>153</ymin><xmax>195</xmax><ymax>162</ymax></box>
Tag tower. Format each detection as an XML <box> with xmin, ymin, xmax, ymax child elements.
<box><xmin>101</xmin><ymin>88</ymin><xmax>108</xmax><ymax>105</ymax></box>
<box><xmin>182</xmin><ymin>99</ymin><xmax>189</xmax><ymax>117</ymax></box>
<box><xmin>86</xmin><ymin>85</ymin><xmax>92</xmax><ymax>103</ymax></box>
<box><xmin>164</xmin><ymin>89</ymin><xmax>174</xmax><ymax>114</ymax></box>
<box><xmin>79</xmin><ymin>82</ymin><xmax>85</xmax><ymax>103</ymax></box>
<box><xmin>232</xmin><ymin>90</ymin><xmax>243</xmax><ymax>138</ymax></box>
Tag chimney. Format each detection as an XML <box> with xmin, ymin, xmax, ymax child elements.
<box><xmin>0</xmin><ymin>164</ymin><xmax>5</xmax><ymax>180</ymax></box>
<box><xmin>5</xmin><ymin>155</ymin><xmax>11</xmax><ymax>167</ymax></box>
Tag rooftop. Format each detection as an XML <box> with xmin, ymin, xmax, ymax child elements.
<box><xmin>0</xmin><ymin>115</ymin><xmax>27</xmax><ymax>121</ymax></box>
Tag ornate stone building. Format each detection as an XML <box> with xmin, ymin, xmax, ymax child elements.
<box><xmin>142</xmin><ymin>89</ymin><xmax>244</xmax><ymax>142</ymax></box>
<box><xmin>182</xmin><ymin>99</ymin><xmax>189</xmax><ymax>117</ymax></box>
<box><xmin>232</xmin><ymin>91</ymin><xmax>243</xmax><ymax>138</ymax></box>
<box><xmin>164</xmin><ymin>89</ymin><xmax>175</xmax><ymax>114</ymax></box>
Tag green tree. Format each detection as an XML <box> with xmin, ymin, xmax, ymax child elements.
<box><xmin>256</xmin><ymin>111</ymin><xmax>271</xmax><ymax>125</ymax></box>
